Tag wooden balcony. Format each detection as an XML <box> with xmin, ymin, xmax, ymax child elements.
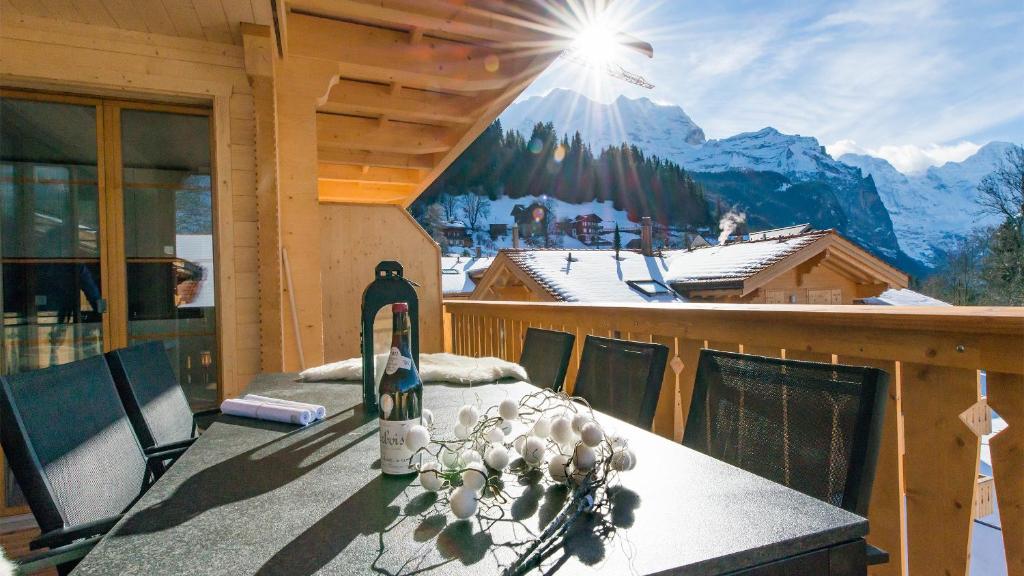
<box><xmin>444</xmin><ymin>300</ymin><xmax>1024</xmax><ymax>576</ymax></box>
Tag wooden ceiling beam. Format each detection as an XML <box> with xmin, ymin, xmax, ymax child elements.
<box><xmin>317</xmin><ymin>148</ymin><xmax>436</xmax><ymax>170</ymax></box>
<box><xmin>318</xmin><ymin>79</ymin><xmax>482</xmax><ymax>125</ymax></box>
<box><xmin>318</xmin><ymin>114</ymin><xmax>456</xmax><ymax>155</ymax></box>
<box><xmin>318</xmin><ymin>163</ymin><xmax>423</xmax><ymax>185</ymax></box>
<box><xmin>288</xmin><ymin>13</ymin><xmax>529</xmax><ymax>92</ymax></box>
<box><xmin>318</xmin><ymin>179</ymin><xmax>415</xmax><ymax>204</ymax></box>
<box><xmin>286</xmin><ymin>0</ymin><xmax>548</xmax><ymax>44</ymax></box>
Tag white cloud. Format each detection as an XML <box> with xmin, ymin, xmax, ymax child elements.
<box><xmin>826</xmin><ymin>140</ymin><xmax>982</xmax><ymax>173</ymax></box>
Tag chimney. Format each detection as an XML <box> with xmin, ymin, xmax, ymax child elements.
<box><xmin>512</xmin><ymin>226</ymin><xmax>520</xmax><ymax>249</ymax></box>
<box><xmin>640</xmin><ymin>217</ymin><xmax>653</xmax><ymax>256</ymax></box>
<box><xmin>475</xmin><ymin>246</ymin><xmax>482</xmax><ymax>259</ymax></box>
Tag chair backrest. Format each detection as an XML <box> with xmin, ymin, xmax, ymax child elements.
<box><xmin>519</xmin><ymin>328</ymin><xmax>576</xmax><ymax>392</ymax></box>
<box><xmin>682</xmin><ymin>349</ymin><xmax>889</xmax><ymax>516</ymax></box>
<box><xmin>0</xmin><ymin>356</ymin><xmax>149</xmax><ymax>533</ymax></box>
<box><xmin>572</xmin><ymin>335</ymin><xmax>668</xmax><ymax>429</ymax></box>
<box><xmin>105</xmin><ymin>341</ymin><xmax>194</xmax><ymax>448</ymax></box>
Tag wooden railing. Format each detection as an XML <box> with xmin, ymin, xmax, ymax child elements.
<box><xmin>444</xmin><ymin>300</ymin><xmax>1024</xmax><ymax>576</ymax></box>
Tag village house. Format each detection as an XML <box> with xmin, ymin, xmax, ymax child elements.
<box><xmin>470</xmin><ymin>224</ymin><xmax>911</xmax><ymax>304</ymax></box>
<box><xmin>570</xmin><ymin>213</ymin><xmax>603</xmax><ymax>244</ymax></box>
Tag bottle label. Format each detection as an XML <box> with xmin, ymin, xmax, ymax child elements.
<box><xmin>384</xmin><ymin>346</ymin><xmax>412</xmax><ymax>375</ymax></box>
<box><xmin>380</xmin><ymin>418</ymin><xmax>418</xmax><ymax>475</ymax></box>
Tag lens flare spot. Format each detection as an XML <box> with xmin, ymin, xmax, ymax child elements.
<box><xmin>531</xmin><ymin>207</ymin><xmax>546</xmax><ymax>222</ymax></box>
<box><xmin>528</xmin><ymin>138</ymin><xmax>543</xmax><ymax>154</ymax></box>
<box><xmin>553</xmin><ymin>145</ymin><xmax>566</xmax><ymax>162</ymax></box>
<box><xmin>484</xmin><ymin>54</ymin><xmax>500</xmax><ymax>73</ymax></box>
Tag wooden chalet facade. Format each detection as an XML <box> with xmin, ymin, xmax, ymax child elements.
<box><xmin>0</xmin><ymin>0</ymin><xmax>577</xmax><ymax>519</ymax></box>
<box><xmin>470</xmin><ymin>229</ymin><xmax>910</xmax><ymax>304</ymax></box>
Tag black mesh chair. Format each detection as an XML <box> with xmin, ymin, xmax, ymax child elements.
<box><xmin>105</xmin><ymin>342</ymin><xmax>218</xmax><ymax>458</ymax></box>
<box><xmin>572</xmin><ymin>335</ymin><xmax>668</xmax><ymax>429</ymax></box>
<box><xmin>519</xmin><ymin>328</ymin><xmax>575</xmax><ymax>392</ymax></box>
<box><xmin>0</xmin><ymin>356</ymin><xmax>184</xmax><ymax>573</ymax></box>
<box><xmin>683</xmin><ymin>349</ymin><xmax>890</xmax><ymax>564</ymax></box>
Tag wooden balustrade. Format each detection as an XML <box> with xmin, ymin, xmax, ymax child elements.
<box><xmin>444</xmin><ymin>300</ymin><xmax>1024</xmax><ymax>576</ymax></box>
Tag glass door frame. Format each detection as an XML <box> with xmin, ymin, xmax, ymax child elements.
<box><xmin>1</xmin><ymin>88</ymin><xmax>219</xmax><ymax>516</ymax></box>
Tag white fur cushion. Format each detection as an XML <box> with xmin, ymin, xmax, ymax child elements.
<box><xmin>300</xmin><ymin>353</ymin><xmax>527</xmax><ymax>385</ymax></box>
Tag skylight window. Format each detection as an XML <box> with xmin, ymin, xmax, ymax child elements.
<box><xmin>441</xmin><ymin>269</ymin><xmax>460</xmax><ymax>275</ymax></box>
<box><xmin>626</xmin><ymin>279</ymin><xmax>676</xmax><ymax>297</ymax></box>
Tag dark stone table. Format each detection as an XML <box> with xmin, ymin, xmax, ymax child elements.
<box><xmin>72</xmin><ymin>374</ymin><xmax>868</xmax><ymax>575</ymax></box>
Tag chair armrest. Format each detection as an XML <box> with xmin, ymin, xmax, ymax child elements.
<box><xmin>30</xmin><ymin>515</ymin><xmax>121</xmax><ymax>550</ymax></box>
<box><xmin>15</xmin><ymin>534</ymin><xmax>102</xmax><ymax>574</ymax></box>
<box><xmin>867</xmin><ymin>543</ymin><xmax>889</xmax><ymax>565</ymax></box>
<box><xmin>144</xmin><ymin>437</ymin><xmax>195</xmax><ymax>455</ymax></box>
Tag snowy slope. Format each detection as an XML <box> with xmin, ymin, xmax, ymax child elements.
<box><xmin>840</xmin><ymin>142</ymin><xmax>1012</xmax><ymax>265</ymax></box>
<box><xmin>500</xmin><ymin>88</ymin><xmax>705</xmax><ymax>158</ymax></box>
<box><xmin>488</xmin><ymin>194</ymin><xmax>639</xmax><ymax>228</ymax></box>
<box><xmin>675</xmin><ymin>128</ymin><xmax>847</xmax><ymax>178</ymax></box>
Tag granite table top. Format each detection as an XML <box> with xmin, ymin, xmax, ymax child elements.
<box><xmin>72</xmin><ymin>373</ymin><xmax>866</xmax><ymax>575</ymax></box>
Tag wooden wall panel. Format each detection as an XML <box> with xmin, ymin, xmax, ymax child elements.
<box><xmin>1</xmin><ymin>14</ymin><xmax>258</xmax><ymax>396</ymax></box>
<box><xmin>320</xmin><ymin>203</ymin><xmax>442</xmax><ymax>362</ymax></box>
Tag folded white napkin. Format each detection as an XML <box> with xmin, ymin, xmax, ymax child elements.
<box><xmin>243</xmin><ymin>394</ymin><xmax>326</xmax><ymax>420</ymax></box>
<box><xmin>221</xmin><ymin>398</ymin><xmax>313</xmax><ymax>425</ymax></box>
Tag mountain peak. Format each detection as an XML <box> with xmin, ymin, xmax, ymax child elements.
<box><xmin>501</xmin><ymin>89</ymin><xmax>706</xmax><ymax>154</ymax></box>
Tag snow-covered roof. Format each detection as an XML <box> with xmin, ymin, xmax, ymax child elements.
<box><xmin>857</xmin><ymin>288</ymin><xmax>950</xmax><ymax>306</ymax></box>
<box><xmin>666</xmin><ymin>230</ymin><xmax>829</xmax><ymax>290</ymax></box>
<box><xmin>441</xmin><ymin>256</ymin><xmax>493</xmax><ymax>295</ymax></box>
<box><xmin>748</xmin><ymin>223</ymin><xmax>812</xmax><ymax>241</ymax></box>
<box><xmin>443</xmin><ymin>221</ymin><xmax>467</xmax><ymax>229</ymax></box>
<box><xmin>503</xmin><ymin>249</ymin><xmax>683</xmax><ymax>303</ymax></box>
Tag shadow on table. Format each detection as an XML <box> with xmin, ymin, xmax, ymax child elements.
<box><xmin>255</xmin><ymin>474</ymin><xmax>415</xmax><ymax>576</ymax></box>
<box><xmin>115</xmin><ymin>403</ymin><xmax>375</xmax><ymax>536</ymax></box>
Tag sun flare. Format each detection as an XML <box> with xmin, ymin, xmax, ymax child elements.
<box><xmin>571</xmin><ymin>20</ymin><xmax>621</xmax><ymax>67</ymax></box>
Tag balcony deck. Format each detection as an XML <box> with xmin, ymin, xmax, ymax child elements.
<box><xmin>444</xmin><ymin>300</ymin><xmax>1024</xmax><ymax>576</ymax></box>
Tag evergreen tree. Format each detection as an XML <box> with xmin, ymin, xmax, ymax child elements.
<box><xmin>613</xmin><ymin>223</ymin><xmax>622</xmax><ymax>259</ymax></box>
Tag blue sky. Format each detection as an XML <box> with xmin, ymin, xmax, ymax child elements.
<box><xmin>520</xmin><ymin>0</ymin><xmax>1023</xmax><ymax>173</ymax></box>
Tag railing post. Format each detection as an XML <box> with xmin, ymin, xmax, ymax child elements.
<box><xmin>901</xmin><ymin>363</ymin><xmax>980</xmax><ymax>576</ymax></box>
<box><xmin>841</xmin><ymin>357</ymin><xmax>904</xmax><ymax>576</ymax></box>
<box><xmin>988</xmin><ymin>372</ymin><xmax>1023</xmax><ymax>576</ymax></box>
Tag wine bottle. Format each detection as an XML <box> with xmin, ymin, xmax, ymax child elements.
<box><xmin>378</xmin><ymin>302</ymin><xmax>423</xmax><ymax>475</ymax></box>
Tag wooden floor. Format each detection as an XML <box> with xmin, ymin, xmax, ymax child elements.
<box><xmin>1</xmin><ymin>526</ymin><xmax>57</xmax><ymax>575</ymax></box>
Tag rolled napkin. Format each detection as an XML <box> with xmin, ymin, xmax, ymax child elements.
<box><xmin>243</xmin><ymin>394</ymin><xmax>326</xmax><ymax>420</ymax></box>
<box><xmin>220</xmin><ymin>398</ymin><xmax>313</xmax><ymax>425</ymax></box>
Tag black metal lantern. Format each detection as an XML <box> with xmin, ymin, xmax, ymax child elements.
<box><xmin>361</xmin><ymin>261</ymin><xmax>419</xmax><ymax>410</ymax></box>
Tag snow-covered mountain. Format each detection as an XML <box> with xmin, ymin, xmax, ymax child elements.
<box><xmin>503</xmin><ymin>89</ymin><xmax>910</xmax><ymax>271</ymax></box>
<box><xmin>840</xmin><ymin>142</ymin><xmax>1013</xmax><ymax>266</ymax></box>
<box><xmin>501</xmin><ymin>88</ymin><xmax>705</xmax><ymax>156</ymax></box>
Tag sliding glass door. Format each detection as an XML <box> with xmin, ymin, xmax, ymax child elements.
<box><xmin>0</xmin><ymin>90</ymin><xmax>219</xmax><ymax>513</ymax></box>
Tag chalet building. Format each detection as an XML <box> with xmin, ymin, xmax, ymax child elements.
<box><xmin>489</xmin><ymin>223</ymin><xmax>510</xmax><ymax>240</ymax></box>
<box><xmin>510</xmin><ymin>202</ymin><xmax>550</xmax><ymax>239</ymax></box>
<box><xmin>441</xmin><ymin>256</ymin><xmax>494</xmax><ymax>299</ymax></box>
<box><xmin>471</xmin><ymin>228</ymin><xmax>911</xmax><ymax>304</ymax></box>
<box><xmin>0</xmin><ymin>0</ymin><xmax>570</xmax><ymax>522</ymax></box>
<box><xmin>571</xmin><ymin>213</ymin><xmax>603</xmax><ymax>243</ymax></box>
<box><xmin>441</xmin><ymin>221</ymin><xmax>471</xmax><ymax>247</ymax></box>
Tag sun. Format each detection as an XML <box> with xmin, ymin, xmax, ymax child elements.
<box><xmin>570</xmin><ymin>19</ymin><xmax>622</xmax><ymax>67</ymax></box>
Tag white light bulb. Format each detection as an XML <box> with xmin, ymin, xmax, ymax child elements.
<box><xmin>461</xmin><ymin>462</ymin><xmax>487</xmax><ymax>493</ymax></box>
<box><xmin>485</xmin><ymin>427</ymin><xmax>505</xmax><ymax>444</ymax></box>
<box><xmin>454</xmin><ymin>424</ymin><xmax>470</xmax><ymax>440</ymax></box>
<box><xmin>548</xmin><ymin>454</ymin><xmax>570</xmax><ymax>483</ymax></box>
<box><xmin>532</xmin><ymin>417</ymin><xmax>552</xmax><ymax>438</ymax></box>
<box><xmin>580</xmin><ymin>422</ymin><xmax>603</xmax><ymax>447</ymax></box>
<box><xmin>522</xmin><ymin>436</ymin><xmax>546</xmax><ymax>466</ymax></box>
<box><xmin>405</xmin><ymin>425</ymin><xmax>430</xmax><ymax>452</ymax></box>
<box><xmin>450</xmin><ymin>486</ymin><xmax>478</xmax><ymax>519</ymax></box>
<box><xmin>458</xmin><ymin>404</ymin><xmax>480</xmax><ymax>428</ymax></box>
<box><xmin>499</xmin><ymin>399</ymin><xmax>519</xmax><ymax>421</ymax></box>
<box><xmin>440</xmin><ymin>447</ymin><xmax>461</xmax><ymax>468</ymax></box>
<box><xmin>419</xmin><ymin>462</ymin><xmax>444</xmax><ymax>491</ymax></box>
<box><xmin>421</xmin><ymin>409</ymin><xmax>434</xmax><ymax>428</ymax></box>
<box><xmin>573</xmin><ymin>444</ymin><xmax>597</xmax><ymax>471</ymax></box>
<box><xmin>484</xmin><ymin>444</ymin><xmax>510</xmax><ymax>471</ymax></box>
<box><xmin>571</xmin><ymin>413</ymin><xmax>591</xmax><ymax>433</ymax></box>
<box><xmin>550</xmin><ymin>416</ymin><xmax>573</xmax><ymax>444</ymax></box>
<box><xmin>461</xmin><ymin>449</ymin><xmax>482</xmax><ymax>465</ymax></box>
